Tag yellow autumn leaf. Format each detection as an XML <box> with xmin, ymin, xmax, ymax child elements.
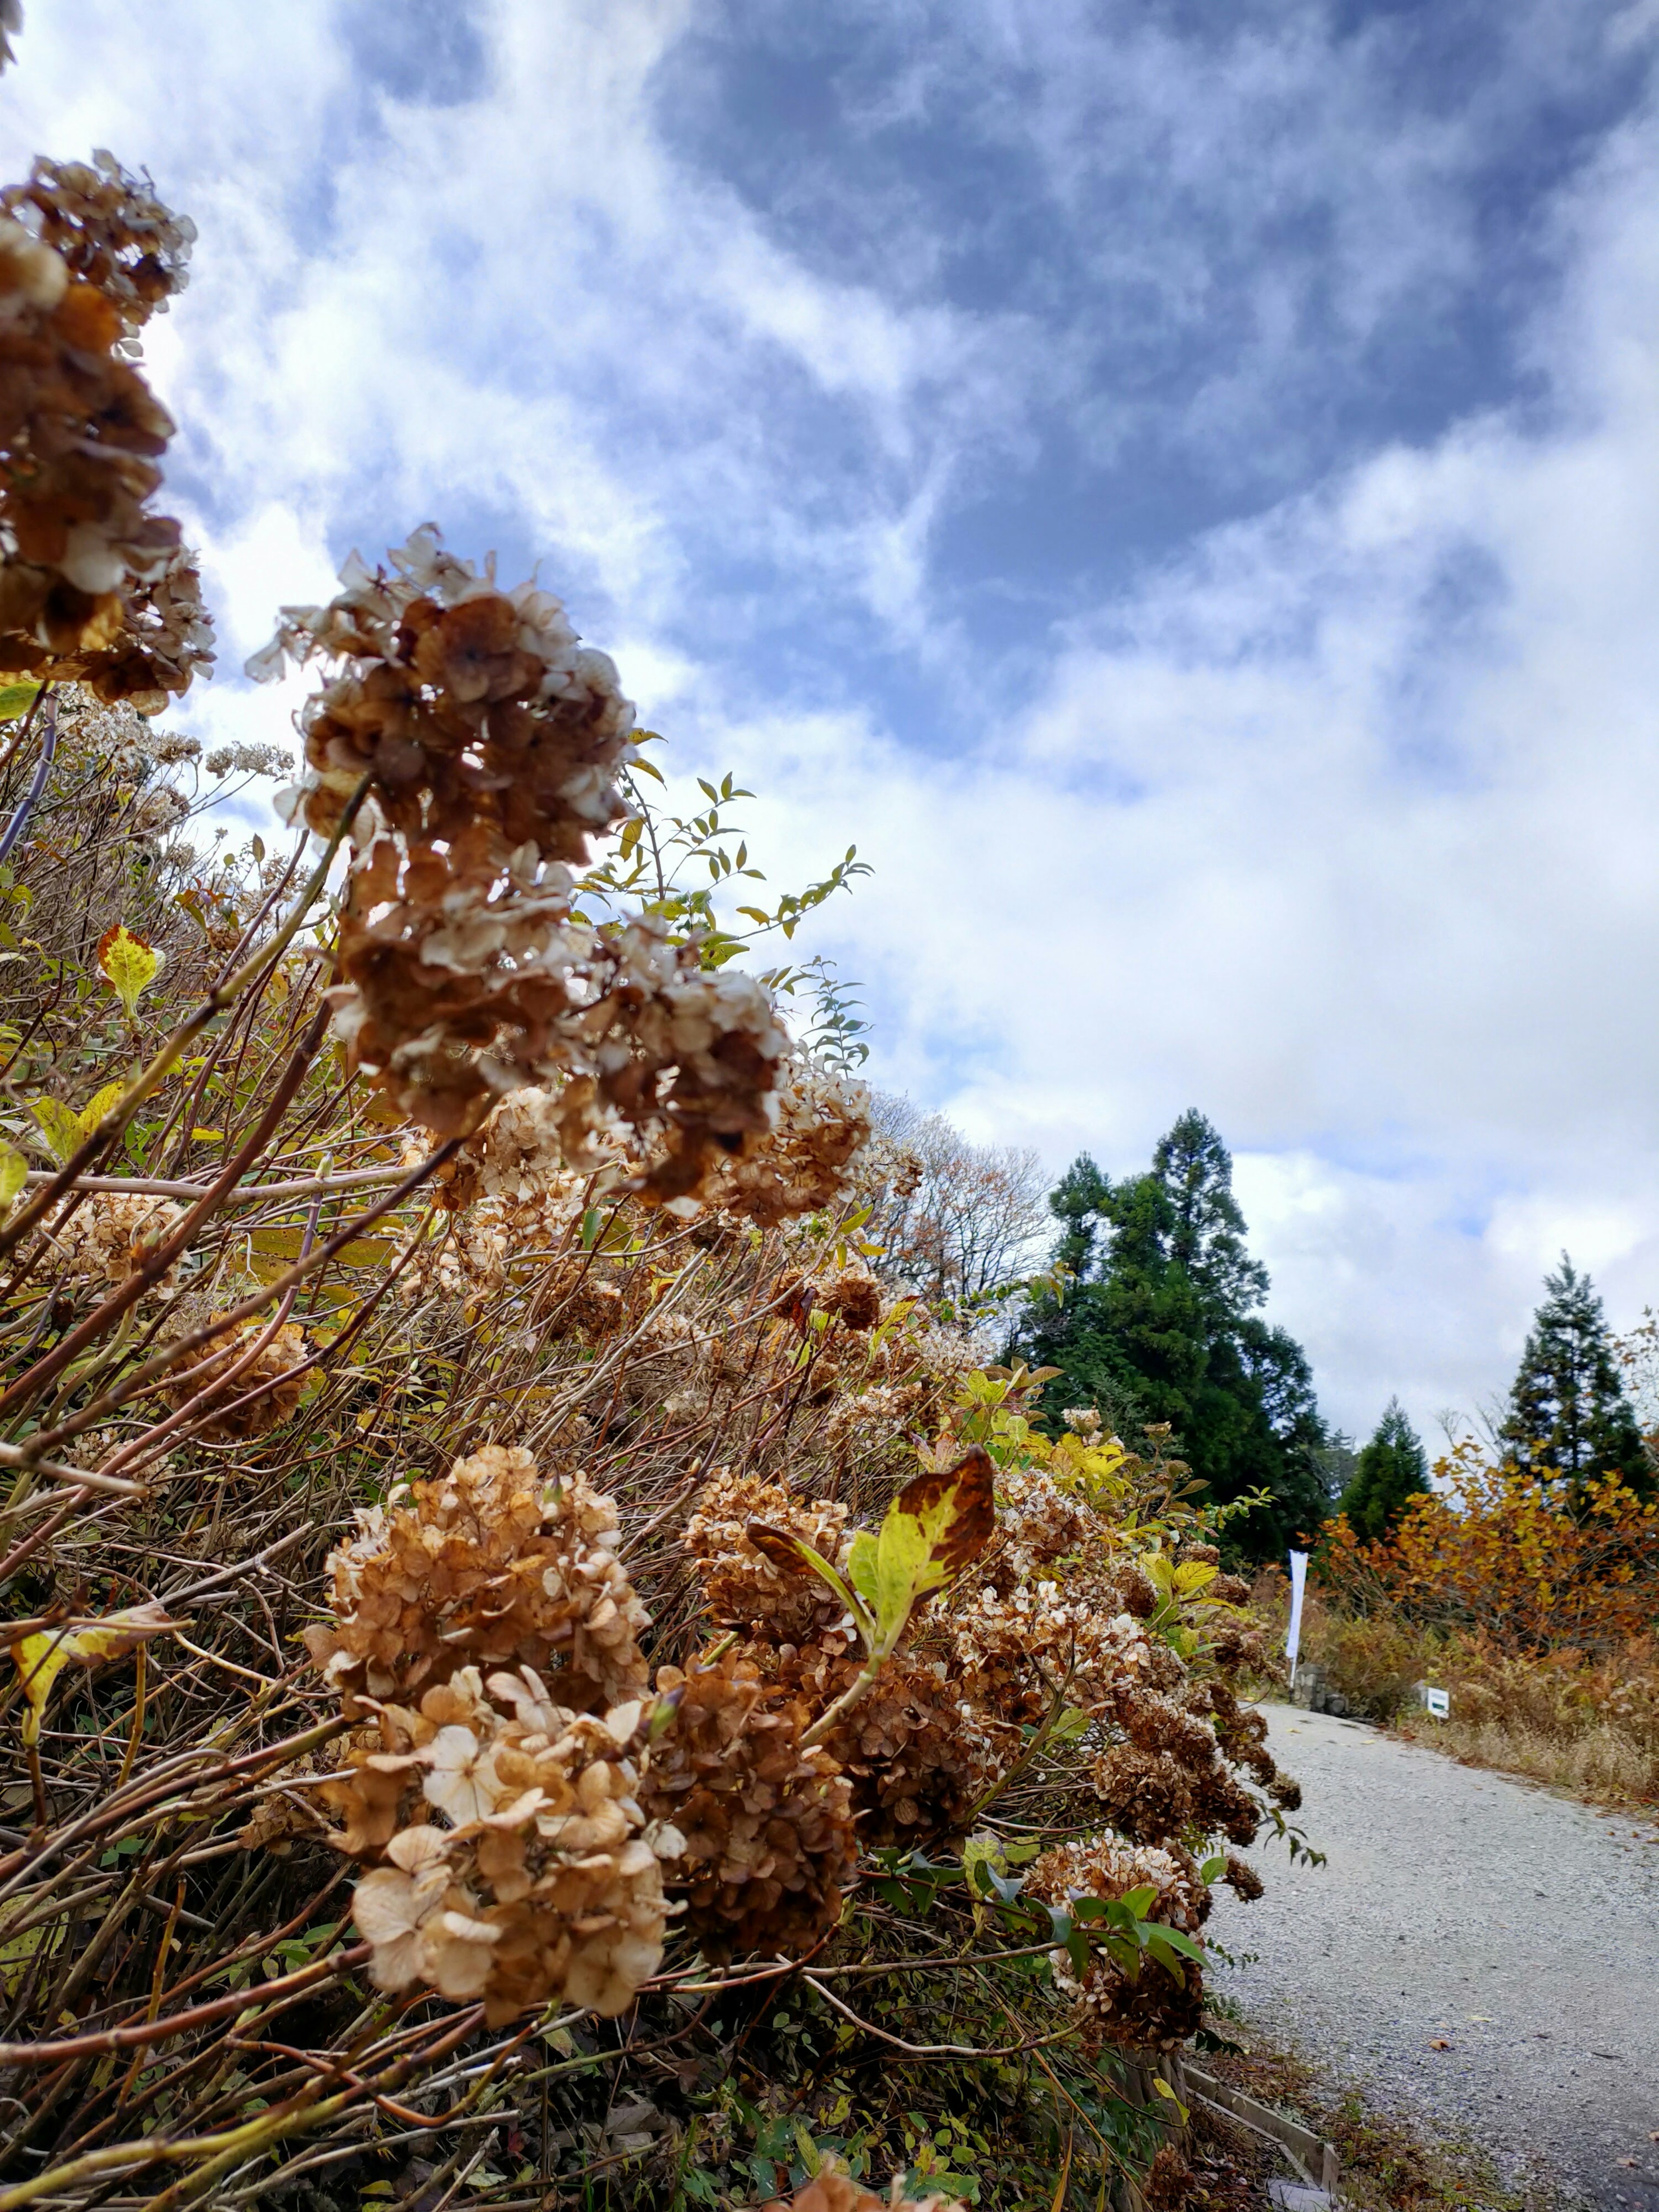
<box><xmin>10</xmin><ymin>1603</ymin><xmax>184</xmax><ymax>1747</ymax></box>
<box><xmin>0</xmin><ymin>1140</ymin><xmax>26</xmax><ymax>1211</ymax></box>
<box><xmin>28</xmin><ymin>1096</ymin><xmax>82</xmax><ymax>1165</ymax></box>
<box><xmin>97</xmin><ymin>923</ymin><xmax>163</xmax><ymax>1019</ymax></box>
<box><xmin>869</xmin><ymin>1445</ymin><xmax>997</xmax><ymax>1650</ymax></box>
<box><xmin>79</xmin><ymin>1081</ymin><xmax>125</xmax><ymax>1138</ymax></box>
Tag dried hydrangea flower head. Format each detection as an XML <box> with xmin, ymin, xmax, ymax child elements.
<box><xmin>769</xmin><ymin>1635</ymin><xmax>1016</xmax><ymax>1850</ymax></box>
<box><xmin>1143</xmin><ymin>2148</ymin><xmax>1193</xmax><ymax>2212</ymax></box>
<box><xmin>683</xmin><ymin>1470</ymin><xmax>852</xmax><ymax>1649</ymax></box>
<box><xmin>978</xmin><ymin>1464</ymin><xmax>1096</xmax><ymax>1595</ymax></box>
<box><xmin>1027</xmin><ymin>1834</ymin><xmax>1206</xmax><ymax>2050</ymax></box>
<box><xmin>309</xmin><ymin>1444</ymin><xmax>649</xmax><ymax>1711</ymax></box>
<box><xmin>641</xmin><ymin>1655</ymin><xmax>855</xmax><ymax>1962</ymax></box>
<box><xmin>334</xmin><ymin>1666</ymin><xmax>680</xmax><ymax>2024</ymax></box>
<box><xmin>702</xmin><ymin>1054</ymin><xmax>873</xmax><ymax>1225</ymax></box>
<box><xmin>46</xmin><ymin>1192</ymin><xmax>181</xmax><ymax>1289</ymax></box>
<box><xmin>249</xmin><ymin>526</ymin><xmax>634</xmax><ymax>858</ymax></box>
<box><xmin>249</xmin><ymin>530</ymin><xmax>791</xmax><ymax>1169</ymax></box>
<box><xmin>0</xmin><ymin>153</ymin><xmax>194</xmax><ymax>339</ymax></box>
<box><xmin>159</xmin><ymin>1317</ymin><xmax>308</xmax><ymax>1442</ymax></box>
<box><xmin>0</xmin><ymin>155</ymin><xmax>213</xmax><ymax>705</ymax></box>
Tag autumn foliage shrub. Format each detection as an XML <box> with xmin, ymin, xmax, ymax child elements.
<box><xmin>1316</xmin><ymin>1440</ymin><xmax>1659</xmax><ymax>1654</ymax></box>
<box><xmin>1265</xmin><ymin>1441</ymin><xmax>1659</xmax><ymax>1804</ymax></box>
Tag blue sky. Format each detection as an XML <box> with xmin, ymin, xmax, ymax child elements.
<box><xmin>6</xmin><ymin>0</ymin><xmax>1659</xmax><ymax>1445</ymax></box>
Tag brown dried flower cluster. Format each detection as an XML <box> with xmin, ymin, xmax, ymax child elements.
<box><xmin>826</xmin><ymin>1653</ymin><xmax>1017</xmax><ymax>1847</ymax></box>
<box><xmin>46</xmin><ymin>1191</ymin><xmax>180</xmax><ymax>1288</ymax></box>
<box><xmin>308</xmin><ymin>1444</ymin><xmax>648</xmax><ymax>1710</ymax></box>
<box><xmin>1027</xmin><ymin>1835</ymin><xmax>1206</xmax><ymax>2050</ymax></box>
<box><xmin>767</xmin><ymin>1637</ymin><xmax>1017</xmax><ymax>1850</ymax></box>
<box><xmin>251</xmin><ymin>531</ymin><xmax>791</xmax><ymax>1176</ymax></box>
<box><xmin>159</xmin><ymin>1316</ymin><xmax>308</xmax><ymax>1442</ymax></box>
<box><xmin>641</xmin><ymin>1655</ymin><xmax>855</xmax><ymax>1961</ymax></box>
<box><xmin>702</xmin><ymin>1054</ymin><xmax>872</xmax><ymax>1226</ymax></box>
<box><xmin>0</xmin><ymin>153</ymin><xmax>213</xmax><ymax>706</ymax></box>
<box><xmin>1143</xmin><ymin>2147</ymin><xmax>1194</xmax><ymax>2212</ymax></box>
<box><xmin>684</xmin><ymin>1470</ymin><xmax>852</xmax><ymax>1649</ymax></box>
<box><xmin>328</xmin><ymin>1664</ymin><xmax>678</xmax><ymax>2024</ymax></box>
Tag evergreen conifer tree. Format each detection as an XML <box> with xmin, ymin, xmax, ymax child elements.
<box><xmin>1339</xmin><ymin>1397</ymin><xmax>1430</xmax><ymax>1541</ymax></box>
<box><xmin>1499</xmin><ymin>1256</ymin><xmax>1648</xmax><ymax>1497</ymax></box>
<box><xmin>1018</xmin><ymin>1111</ymin><xmax>1333</xmax><ymax>1558</ymax></box>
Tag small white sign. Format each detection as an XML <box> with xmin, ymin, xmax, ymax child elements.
<box><xmin>1422</xmin><ymin>1685</ymin><xmax>1450</xmax><ymax>1719</ymax></box>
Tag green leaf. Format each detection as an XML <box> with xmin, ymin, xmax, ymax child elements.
<box><xmin>1142</xmin><ymin>1924</ymin><xmax>1206</xmax><ymax>1972</ymax></box>
<box><xmin>0</xmin><ymin>680</ymin><xmax>41</xmax><ymax>721</ymax></box>
<box><xmin>844</xmin><ymin>1528</ymin><xmax>879</xmax><ymax>1614</ymax></box>
<box><xmin>28</xmin><ymin>1097</ymin><xmax>83</xmax><ymax>1164</ymax></box>
<box><xmin>0</xmin><ymin>1141</ymin><xmax>26</xmax><ymax>1212</ymax></box>
<box><xmin>870</xmin><ymin>1446</ymin><xmax>996</xmax><ymax>1651</ymax></box>
<box><xmin>1120</xmin><ymin>1885</ymin><xmax>1159</xmax><ymax>1920</ymax></box>
<box><xmin>1200</xmin><ymin>1855</ymin><xmax>1226</xmax><ymax>1885</ymax></box>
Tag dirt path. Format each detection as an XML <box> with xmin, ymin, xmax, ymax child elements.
<box><xmin>1211</xmin><ymin>1704</ymin><xmax>1659</xmax><ymax>2211</ymax></box>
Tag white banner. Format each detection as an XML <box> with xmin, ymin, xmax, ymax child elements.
<box><xmin>1285</xmin><ymin>1548</ymin><xmax>1309</xmax><ymax>1672</ymax></box>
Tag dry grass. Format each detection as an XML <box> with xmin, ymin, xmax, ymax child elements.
<box><xmin>1249</xmin><ymin>1581</ymin><xmax>1659</xmax><ymax>1812</ymax></box>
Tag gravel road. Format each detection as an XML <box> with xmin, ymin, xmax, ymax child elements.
<box><xmin>1211</xmin><ymin>1705</ymin><xmax>1659</xmax><ymax>2210</ymax></box>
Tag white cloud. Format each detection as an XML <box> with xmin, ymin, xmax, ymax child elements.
<box><xmin>2</xmin><ymin>1</ymin><xmax>1657</xmax><ymax>1449</ymax></box>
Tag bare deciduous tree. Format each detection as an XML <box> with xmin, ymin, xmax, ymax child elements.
<box><xmin>866</xmin><ymin>1090</ymin><xmax>1052</xmax><ymax>1306</ymax></box>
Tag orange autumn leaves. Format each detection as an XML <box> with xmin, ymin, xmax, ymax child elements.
<box><xmin>1318</xmin><ymin>1437</ymin><xmax>1659</xmax><ymax>1653</ymax></box>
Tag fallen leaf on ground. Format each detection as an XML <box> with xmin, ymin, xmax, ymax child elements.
<box><xmin>1428</xmin><ymin>2038</ymin><xmax>1452</xmax><ymax>2050</ymax></box>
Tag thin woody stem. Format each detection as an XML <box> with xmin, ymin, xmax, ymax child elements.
<box><xmin>0</xmin><ymin>774</ymin><xmax>371</xmax><ymax>1265</ymax></box>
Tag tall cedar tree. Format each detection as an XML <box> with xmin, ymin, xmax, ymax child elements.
<box><xmin>1499</xmin><ymin>1255</ymin><xmax>1648</xmax><ymax>1499</ymax></box>
<box><xmin>1018</xmin><ymin>1111</ymin><xmax>1333</xmax><ymax>1558</ymax></box>
<box><xmin>1339</xmin><ymin>1397</ymin><xmax>1430</xmax><ymax>1541</ymax></box>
